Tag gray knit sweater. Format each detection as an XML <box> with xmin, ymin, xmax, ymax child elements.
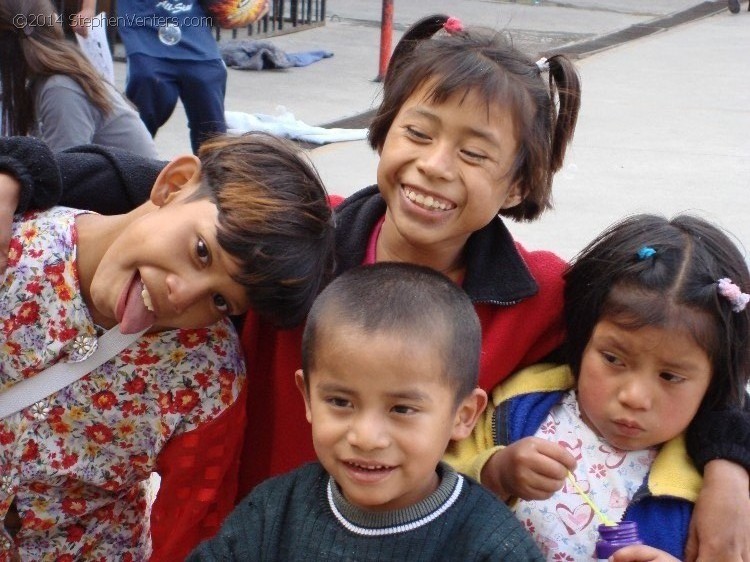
<box><xmin>187</xmin><ymin>462</ymin><xmax>543</xmax><ymax>561</ymax></box>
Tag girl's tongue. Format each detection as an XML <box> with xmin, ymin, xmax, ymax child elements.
<box><xmin>118</xmin><ymin>274</ymin><xmax>156</xmax><ymax>334</ymax></box>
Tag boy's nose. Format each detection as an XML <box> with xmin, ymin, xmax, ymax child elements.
<box><xmin>347</xmin><ymin>413</ymin><xmax>389</xmax><ymax>451</ymax></box>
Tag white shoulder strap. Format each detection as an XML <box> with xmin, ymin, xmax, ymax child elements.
<box><xmin>0</xmin><ymin>325</ymin><xmax>148</xmax><ymax>420</ymax></box>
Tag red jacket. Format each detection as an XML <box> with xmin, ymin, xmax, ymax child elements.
<box><xmin>238</xmin><ymin>186</ymin><xmax>566</xmax><ymax>498</ymax></box>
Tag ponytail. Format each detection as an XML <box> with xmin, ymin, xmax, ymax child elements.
<box><xmin>546</xmin><ymin>54</ymin><xmax>581</xmax><ymax>174</ymax></box>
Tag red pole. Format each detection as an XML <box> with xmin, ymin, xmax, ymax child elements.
<box><xmin>376</xmin><ymin>0</ymin><xmax>393</xmax><ymax>82</ymax></box>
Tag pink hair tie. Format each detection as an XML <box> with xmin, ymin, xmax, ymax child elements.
<box><xmin>717</xmin><ymin>278</ymin><xmax>750</xmax><ymax>312</ymax></box>
<box><xmin>444</xmin><ymin>17</ymin><xmax>463</xmax><ymax>34</ymax></box>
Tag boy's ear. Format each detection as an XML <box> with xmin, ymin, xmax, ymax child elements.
<box><xmin>450</xmin><ymin>388</ymin><xmax>488</xmax><ymax>441</ymax></box>
<box><xmin>294</xmin><ymin>369</ymin><xmax>313</xmax><ymax>424</ymax></box>
<box><xmin>150</xmin><ymin>154</ymin><xmax>202</xmax><ymax>206</ymax></box>
<box><xmin>499</xmin><ymin>182</ymin><xmax>524</xmax><ymax>210</ymax></box>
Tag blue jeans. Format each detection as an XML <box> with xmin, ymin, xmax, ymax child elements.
<box><xmin>125</xmin><ymin>54</ymin><xmax>227</xmax><ymax>153</ymax></box>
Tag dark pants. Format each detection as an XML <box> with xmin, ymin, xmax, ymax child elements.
<box><xmin>125</xmin><ymin>54</ymin><xmax>227</xmax><ymax>153</ymax></box>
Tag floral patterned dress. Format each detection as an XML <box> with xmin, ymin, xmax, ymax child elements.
<box><xmin>0</xmin><ymin>208</ymin><xmax>245</xmax><ymax>561</ymax></box>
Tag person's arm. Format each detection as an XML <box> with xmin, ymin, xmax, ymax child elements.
<box><xmin>0</xmin><ymin>136</ymin><xmax>63</xmax><ymax>216</ymax></box>
<box><xmin>1</xmin><ymin>135</ymin><xmax>164</xmax><ymax>215</ymax></box>
<box><xmin>0</xmin><ymin>174</ymin><xmax>19</xmax><ymax>272</ymax></box>
<box><xmin>1</xmin><ymin>136</ymin><xmax>164</xmax><ymax>272</ymax></box>
<box><xmin>683</xmin><ymin>402</ymin><xmax>750</xmax><ymax>562</ymax></box>
<box><xmin>70</xmin><ymin>0</ymin><xmax>96</xmax><ymax>37</ymax></box>
<box><xmin>149</xmin><ymin>383</ymin><xmax>248</xmax><ymax>562</ymax></box>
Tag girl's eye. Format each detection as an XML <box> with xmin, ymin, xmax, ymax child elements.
<box><xmin>213</xmin><ymin>294</ymin><xmax>229</xmax><ymax>314</ymax></box>
<box><xmin>392</xmin><ymin>404</ymin><xmax>416</xmax><ymax>415</ymax></box>
<box><xmin>602</xmin><ymin>351</ymin><xmax>623</xmax><ymax>366</ymax></box>
<box><xmin>460</xmin><ymin>149</ymin><xmax>487</xmax><ymax>162</ymax></box>
<box><xmin>196</xmin><ymin>238</ymin><xmax>210</xmax><ymax>264</ymax></box>
<box><xmin>660</xmin><ymin>372</ymin><xmax>685</xmax><ymax>384</ymax></box>
<box><xmin>404</xmin><ymin>126</ymin><xmax>430</xmax><ymax>141</ymax></box>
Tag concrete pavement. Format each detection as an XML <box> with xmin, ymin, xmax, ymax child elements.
<box><xmin>505</xmin><ymin>4</ymin><xmax>750</xmax><ymax>260</ymax></box>
<box><xmin>114</xmin><ymin>0</ymin><xmax>750</xmax><ymax>260</ymax></box>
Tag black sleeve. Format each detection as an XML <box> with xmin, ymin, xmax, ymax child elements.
<box><xmin>56</xmin><ymin>144</ymin><xmax>167</xmax><ymax>215</ymax></box>
<box><xmin>685</xmin><ymin>397</ymin><xmax>750</xmax><ymax>472</ymax></box>
<box><xmin>2</xmin><ymin>137</ymin><xmax>167</xmax><ymax>215</ymax></box>
<box><xmin>0</xmin><ymin>136</ymin><xmax>62</xmax><ymax>213</ymax></box>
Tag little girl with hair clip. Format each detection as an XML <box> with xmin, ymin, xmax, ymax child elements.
<box><xmin>450</xmin><ymin>213</ymin><xmax>750</xmax><ymax>561</ymax></box>
<box><xmin>1</xmin><ymin>13</ymin><xmax>750</xmax><ymax>561</ymax></box>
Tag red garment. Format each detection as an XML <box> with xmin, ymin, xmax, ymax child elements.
<box><xmin>149</xmin><ymin>383</ymin><xmax>247</xmax><ymax>562</ymax></box>
<box><xmin>237</xmin><ymin>245</ymin><xmax>566</xmax><ymax>499</ymax></box>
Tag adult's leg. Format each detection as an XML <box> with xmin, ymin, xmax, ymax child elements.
<box><xmin>125</xmin><ymin>54</ymin><xmax>180</xmax><ymax>138</ymax></box>
<box><xmin>177</xmin><ymin>58</ymin><xmax>228</xmax><ymax>153</ymax></box>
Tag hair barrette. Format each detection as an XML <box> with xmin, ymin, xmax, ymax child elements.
<box><xmin>717</xmin><ymin>278</ymin><xmax>750</xmax><ymax>313</ymax></box>
<box><xmin>535</xmin><ymin>57</ymin><xmax>550</xmax><ymax>73</ymax></box>
<box><xmin>636</xmin><ymin>246</ymin><xmax>656</xmax><ymax>260</ymax></box>
<box><xmin>443</xmin><ymin>17</ymin><xmax>463</xmax><ymax>35</ymax></box>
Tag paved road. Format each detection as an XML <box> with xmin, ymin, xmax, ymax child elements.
<box><xmin>112</xmin><ymin>0</ymin><xmax>750</xmax><ymax>262</ymax></box>
<box><xmin>113</xmin><ymin>0</ymin><xmax>727</xmax><ymax>159</ymax></box>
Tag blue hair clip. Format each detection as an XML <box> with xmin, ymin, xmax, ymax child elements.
<box><xmin>637</xmin><ymin>246</ymin><xmax>656</xmax><ymax>260</ymax></box>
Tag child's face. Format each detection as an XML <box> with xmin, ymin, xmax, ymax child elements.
<box><xmin>88</xmin><ymin>186</ymin><xmax>251</xmax><ymax>333</ymax></box>
<box><xmin>296</xmin><ymin>323</ymin><xmax>480</xmax><ymax>511</ymax></box>
<box><xmin>577</xmin><ymin>318</ymin><xmax>712</xmax><ymax>451</ymax></box>
<box><xmin>376</xmin><ymin>83</ymin><xmax>522</xmax><ymax>254</ymax></box>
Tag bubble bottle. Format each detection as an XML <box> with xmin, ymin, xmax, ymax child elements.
<box><xmin>595</xmin><ymin>521</ymin><xmax>643</xmax><ymax>560</ymax></box>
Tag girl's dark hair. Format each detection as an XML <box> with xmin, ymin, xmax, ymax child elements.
<box><xmin>0</xmin><ymin>0</ymin><xmax>113</xmax><ymax>136</ymax></box>
<box><xmin>193</xmin><ymin>132</ymin><xmax>336</xmax><ymax>328</ymax></box>
<box><xmin>564</xmin><ymin>214</ymin><xmax>750</xmax><ymax>410</ymax></box>
<box><xmin>301</xmin><ymin>262</ymin><xmax>482</xmax><ymax>403</ymax></box>
<box><xmin>368</xmin><ymin>14</ymin><xmax>581</xmax><ymax>222</ymax></box>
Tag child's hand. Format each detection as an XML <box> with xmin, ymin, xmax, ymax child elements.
<box><xmin>610</xmin><ymin>544</ymin><xmax>680</xmax><ymax>562</ymax></box>
<box><xmin>481</xmin><ymin>437</ymin><xmax>576</xmax><ymax>501</ymax></box>
<box><xmin>0</xmin><ymin>173</ymin><xmax>20</xmax><ymax>273</ymax></box>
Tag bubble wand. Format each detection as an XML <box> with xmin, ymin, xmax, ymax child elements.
<box><xmin>567</xmin><ymin>471</ymin><xmax>615</xmax><ymax>527</ymax></box>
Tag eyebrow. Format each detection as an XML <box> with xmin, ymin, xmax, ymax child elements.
<box><xmin>597</xmin><ymin>332</ymin><xmax>709</xmax><ymax>376</ymax></box>
<box><xmin>659</xmin><ymin>359</ymin><xmax>709</xmax><ymax>376</ymax></box>
<box><xmin>315</xmin><ymin>382</ymin><xmax>431</xmax><ymax>402</ymax></box>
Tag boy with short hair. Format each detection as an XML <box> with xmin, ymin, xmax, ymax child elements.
<box><xmin>188</xmin><ymin>262</ymin><xmax>544</xmax><ymax>561</ymax></box>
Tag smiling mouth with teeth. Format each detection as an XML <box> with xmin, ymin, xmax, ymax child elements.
<box><xmin>403</xmin><ymin>187</ymin><xmax>456</xmax><ymax>211</ymax></box>
<box><xmin>141</xmin><ymin>283</ymin><xmax>155</xmax><ymax>312</ymax></box>
<box><xmin>346</xmin><ymin>461</ymin><xmax>393</xmax><ymax>472</ymax></box>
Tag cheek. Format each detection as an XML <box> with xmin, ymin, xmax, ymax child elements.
<box><xmin>576</xmin><ymin>367</ymin><xmax>611</xmax><ymax>418</ymax></box>
<box><xmin>309</xmin><ymin>410</ymin><xmax>340</xmax><ymax>443</ymax></box>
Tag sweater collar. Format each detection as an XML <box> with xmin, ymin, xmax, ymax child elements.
<box><xmin>333</xmin><ymin>185</ymin><xmax>538</xmax><ymax>304</ymax></box>
<box><xmin>326</xmin><ymin>462</ymin><xmax>462</xmax><ymax>535</ymax></box>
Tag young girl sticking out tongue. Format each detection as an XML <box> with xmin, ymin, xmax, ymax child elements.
<box><xmin>0</xmin><ymin>133</ymin><xmax>334</xmax><ymax>561</ymax></box>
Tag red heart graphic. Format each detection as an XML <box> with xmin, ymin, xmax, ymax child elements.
<box><xmin>559</xmin><ymin>438</ymin><xmax>583</xmax><ymax>460</ymax></box>
<box><xmin>556</xmin><ymin>502</ymin><xmax>594</xmax><ymax>535</ymax></box>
